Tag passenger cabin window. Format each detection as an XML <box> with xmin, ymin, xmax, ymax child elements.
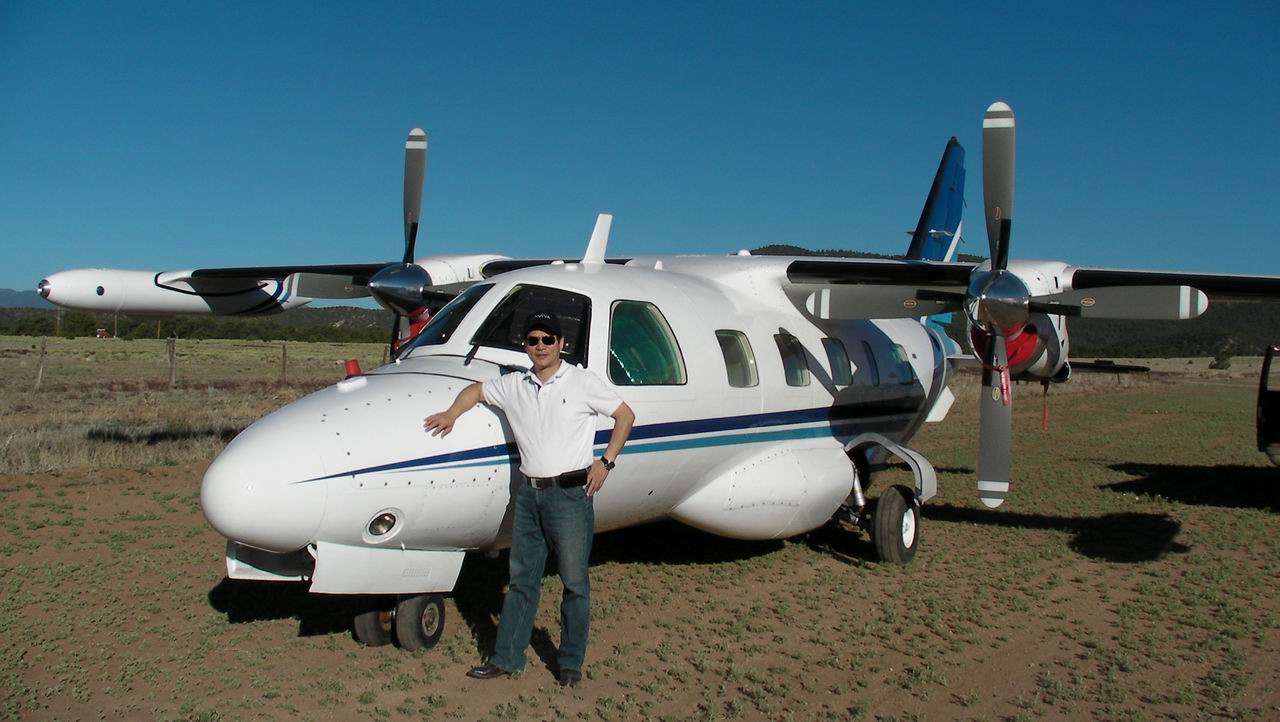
<box><xmin>861</xmin><ymin>341</ymin><xmax>881</xmax><ymax>386</ymax></box>
<box><xmin>715</xmin><ymin>330</ymin><xmax>758</xmax><ymax>388</ymax></box>
<box><xmin>402</xmin><ymin>283</ymin><xmax>493</xmax><ymax>353</ymax></box>
<box><xmin>609</xmin><ymin>301</ymin><xmax>687</xmax><ymax>385</ymax></box>
<box><xmin>774</xmin><ymin>333</ymin><xmax>810</xmax><ymax>387</ymax></box>
<box><xmin>888</xmin><ymin>344</ymin><xmax>917</xmax><ymax>385</ymax></box>
<box><xmin>822</xmin><ymin>338</ymin><xmax>854</xmax><ymax>386</ymax></box>
<box><xmin>471</xmin><ymin>284</ymin><xmax>591</xmax><ymax>366</ymax></box>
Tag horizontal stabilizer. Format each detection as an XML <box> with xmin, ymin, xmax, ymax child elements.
<box><xmin>1029</xmin><ymin>285</ymin><xmax>1208</xmax><ymax>320</ymax></box>
<box><xmin>1069</xmin><ymin>359</ymin><xmax>1151</xmax><ymax>374</ymax></box>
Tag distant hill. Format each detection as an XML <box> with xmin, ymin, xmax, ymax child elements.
<box><xmin>0</xmin><ymin>289</ymin><xmax>53</xmax><ymax>309</ymax></box>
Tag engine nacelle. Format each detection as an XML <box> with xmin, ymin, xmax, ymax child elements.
<box><xmin>1012</xmin><ymin>312</ymin><xmax>1070</xmax><ymax>381</ymax></box>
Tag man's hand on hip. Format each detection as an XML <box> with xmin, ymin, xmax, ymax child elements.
<box><xmin>586</xmin><ymin>459</ymin><xmax>609</xmax><ymax>496</ymax></box>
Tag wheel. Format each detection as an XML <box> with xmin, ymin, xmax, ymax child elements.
<box><xmin>353</xmin><ymin>607</ymin><xmax>394</xmax><ymax>646</ymax></box>
<box><xmin>873</xmin><ymin>484</ymin><xmax>920</xmax><ymax>564</ymax></box>
<box><xmin>393</xmin><ymin>593</ymin><xmax>446</xmax><ymax>651</ymax></box>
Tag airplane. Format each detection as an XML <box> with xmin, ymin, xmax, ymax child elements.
<box><xmin>37</xmin><ymin>102</ymin><xmax>1280</xmax><ymax>651</ymax></box>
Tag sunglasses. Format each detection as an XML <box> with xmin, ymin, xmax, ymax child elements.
<box><xmin>524</xmin><ymin>335</ymin><xmax>559</xmax><ymax>347</ymax></box>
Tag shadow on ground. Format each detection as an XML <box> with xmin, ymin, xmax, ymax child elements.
<box><xmin>88</xmin><ymin>424</ymin><xmax>243</xmax><ymax>445</ymax></box>
<box><xmin>207</xmin><ymin>578</ymin><xmax>354</xmax><ymax>636</ymax></box>
<box><xmin>452</xmin><ymin>521</ymin><xmax>784</xmax><ymax>671</ymax></box>
<box><xmin>1104</xmin><ymin>462</ymin><xmax>1279</xmax><ymax>511</ymax></box>
<box><xmin>206</xmin><ymin>521</ymin><xmax>784</xmax><ymax>666</ymax></box>
<box><xmin>923</xmin><ymin>504</ymin><xmax>1189</xmax><ymax>562</ymax></box>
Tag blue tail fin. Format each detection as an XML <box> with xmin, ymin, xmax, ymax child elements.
<box><xmin>905</xmin><ymin>137</ymin><xmax>965</xmax><ymax>261</ymax></box>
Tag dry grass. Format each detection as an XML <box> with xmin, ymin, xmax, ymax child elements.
<box><xmin>0</xmin><ymin>337</ymin><xmax>384</xmax><ymax>475</ymax></box>
<box><xmin>1</xmin><ymin>336</ymin><xmax>1278</xmax><ymax>720</ymax></box>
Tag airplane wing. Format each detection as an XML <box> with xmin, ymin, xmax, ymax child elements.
<box><xmin>783</xmin><ymin>258</ymin><xmax>976</xmax><ymax>320</ymax></box>
<box><xmin>782</xmin><ymin>258</ymin><xmax>1280</xmax><ymax>322</ymax></box>
<box><xmin>184</xmin><ymin>264</ymin><xmax>391</xmax><ymax>299</ymax></box>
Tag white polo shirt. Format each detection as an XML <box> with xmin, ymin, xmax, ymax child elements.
<box><xmin>482</xmin><ymin>362</ymin><xmax>624</xmax><ymax>478</ymax></box>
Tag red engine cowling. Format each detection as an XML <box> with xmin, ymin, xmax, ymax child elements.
<box><xmin>970</xmin><ymin>312</ymin><xmax>1070</xmax><ymax>381</ymax></box>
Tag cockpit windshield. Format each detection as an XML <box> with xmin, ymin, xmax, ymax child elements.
<box><xmin>400</xmin><ymin>283</ymin><xmax>493</xmax><ymax>354</ymax></box>
<box><xmin>470</xmin><ymin>284</ymin><xmax>592</xmax><ymax>367</ymax></box>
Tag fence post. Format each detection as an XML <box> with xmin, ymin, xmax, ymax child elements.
<box><xmin>35</xmin><ymin>337</ymin><xmax>47</xmax><ymax>390</ymax></box>
<box><xmin>167</xmin><ymin>337</ymin><xmax>177</xmax><ymax>389</ymax></box>
<box><xmin>281</xmin><ymin>342</ymin><xmax>288</xmax><ymax>385</ymax></box>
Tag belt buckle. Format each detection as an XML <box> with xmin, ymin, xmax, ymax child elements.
<box><xmin>530</xmin><ymin>476</ymin><xmax>551</xmax><ymax>490</ymax></box>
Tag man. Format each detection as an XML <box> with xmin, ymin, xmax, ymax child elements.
<box><xmin>423</xmin><ymin>311</ymin><xmax>635</xmax><ymax>687</ymax></box>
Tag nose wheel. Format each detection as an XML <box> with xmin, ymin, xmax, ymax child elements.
<box><xmin>352</xmin><ymin>594</ymin><xmax>447</xmax><ymax>650</ymax></box>
<box><xmin>394</xmin><ymin>593</ymin><xmax>446</xmax><ymax>651</ymax></box>
<box><xmin>353</xmin><ymin>606</ymin><xmax>394</xmax><ymax>647</ymax></box>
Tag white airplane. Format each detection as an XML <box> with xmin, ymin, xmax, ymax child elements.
<box><xmin>39</xmin><ymin>103</ymin><xmax>1280</xmax><ymax>650</ymax></box>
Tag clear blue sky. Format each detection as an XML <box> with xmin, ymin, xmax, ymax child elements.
<box><xmin>3</xmin><ymin>2</ymin><xmax>1277</xmax><ymax>293</ymax></box>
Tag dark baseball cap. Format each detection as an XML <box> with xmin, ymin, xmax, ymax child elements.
<box><xmin>522</xmin><ymin>311</ymin><xmax>562</xmax><ymax>338</ymax></box>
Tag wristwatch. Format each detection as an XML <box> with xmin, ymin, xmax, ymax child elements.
<box><xmin>601</xmin><ymin>456</ymin><xmax>616</xmax><ymax>471</ymax></box>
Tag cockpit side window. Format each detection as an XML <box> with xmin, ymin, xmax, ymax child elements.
<box><xmin>471</xmin><ymin>284</ymin><xmax>592</xmax><ymax>366</ymax></box>
<box><xmin>401</xmin><ymin>283</ymin><xmax>493</xmax><ymax>353</ymax></box>
<box><xmin>609</xmin><ymin>301</ymin><xmax>687</xmax><ymax>385</ymax></box>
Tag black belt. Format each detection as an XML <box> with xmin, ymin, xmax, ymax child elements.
<box><xmin>527</xmin><ymin>467</ymin><xmax>589</xmax><ymax>490</ymax></box>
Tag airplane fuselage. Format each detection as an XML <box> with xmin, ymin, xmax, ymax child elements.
<box><xmin>200</xmin><ymin>258</ymin><xmax>948</xmax><ymax>593</ymax></box>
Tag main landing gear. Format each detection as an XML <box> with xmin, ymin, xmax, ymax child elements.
<box><xmin>353</xmin><ymin>593</ymin><xmax>446</xmax><ymax>650</ymax></box>
<box><xmin>840</xmin><ymin>432</ymin><xmax>935</xmax><ymax>565</ymax></box>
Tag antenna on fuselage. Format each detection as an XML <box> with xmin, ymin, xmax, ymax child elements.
<box><xmin>582</xmin><ymin>213</ymin><xmax>612</xmax><ymax>265</ymax></box>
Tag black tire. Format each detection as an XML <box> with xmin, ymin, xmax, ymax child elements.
<box><xmin>393</xmin><ymin>594</ymin><xmax>446</xmax><ymax>651</ymax></box>
<box><xmin>873</xmin><ymin>484</ymin><xmax>920</xmax><ymax>564</ymax></box>
<box><xmin>353</xmin><ymin>607</ymin><xmax>394</xmax><ymax>647</ymax></box>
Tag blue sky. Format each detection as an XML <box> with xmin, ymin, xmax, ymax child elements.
<box><xmin>2</xmin><ymin>2</ymin><xmax>1277</xmax><ymax>293</ymax></box>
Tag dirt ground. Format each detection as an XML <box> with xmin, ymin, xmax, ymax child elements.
<box><xmin>1</xmin><ymin>338</ymin><xmax>1278</xmax><ymax>720</ymax></box>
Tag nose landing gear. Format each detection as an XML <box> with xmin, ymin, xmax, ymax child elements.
<box><xmin>352</xmin><ymin>593</ymin><xmax>447</xmax><ymax>650</ymax></box>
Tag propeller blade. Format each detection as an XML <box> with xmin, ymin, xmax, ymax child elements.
<box><xmin>403</xmin><ymin>128</ymin><xmax>428</xmax><ymax>264</ymax></box>
<box><xmin>982</xmin><ymin>101</ymin><xmax>1015</xmax><ymax>270</ymax></box>
<box><xmin>978</xmin><ymin>333</ymin><xmax>1013</xmax><ymax>508</ymax></box>
<box><xmin>1029</xmin><ymin>285</ymin><xmax>1208</xmax><ymax>320</ymax></box>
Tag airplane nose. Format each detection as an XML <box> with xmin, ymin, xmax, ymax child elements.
<box><xmin>201</xmin><ymin>427</ymin><xmax>328</xmax><ymax>553</ymax></box>
<box><xmin>36</xmin><ymin>279</ymin><xmax>51</xmax><ymax>299</ymax></box>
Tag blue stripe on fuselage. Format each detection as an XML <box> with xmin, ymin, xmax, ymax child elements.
<box><xmin>293</xmin><ymin>404</ymin><xmax>908</xmax><ymax>484</ymax></box>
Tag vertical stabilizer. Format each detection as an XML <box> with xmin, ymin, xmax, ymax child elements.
<box><xmin>906</xmin><ymin>137</ymin><xmax>965</xmax><ymax>261</ymax></box>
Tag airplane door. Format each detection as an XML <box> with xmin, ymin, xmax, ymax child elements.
<box><xmin>1257</xmin><ymin>345</ymin><xmax>1280</xmax><ymax>465</ymax></box>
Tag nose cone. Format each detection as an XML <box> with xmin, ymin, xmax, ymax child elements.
<box><xmin>36</xmin><ymin>279</ymin><xmax>51</xmax><ymax>299</ymax></box>
<box><xmin>201</xmin><ymin>418</ymin><xmax>328</xmax><ymax>553</ymax></box>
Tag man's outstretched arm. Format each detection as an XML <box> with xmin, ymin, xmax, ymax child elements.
<box><xmin>423</xmin><ymin>382</ymin><xmax>485</xmax><ymax>437</ymax></box>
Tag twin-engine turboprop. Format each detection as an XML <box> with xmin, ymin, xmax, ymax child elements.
<box><xmin>39</xmin><ymin>102</ymin><xmax>1280</xmax><ymax>649</ymax></box>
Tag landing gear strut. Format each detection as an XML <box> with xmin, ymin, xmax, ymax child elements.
<box><xmin>352</xmin><ymin>593</ymin><xmax>446</xmax><ymax>650</ymax></box>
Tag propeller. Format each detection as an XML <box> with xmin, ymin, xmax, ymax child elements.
<box><xmin>966</xmin><ymin>101</ymin><xmax>1021</xmax><ymax>507</ymax></box>
<box><xmin>369</xmin><ymin>129</ymin><xmax>432</xmax><ymax>356</ymax></box>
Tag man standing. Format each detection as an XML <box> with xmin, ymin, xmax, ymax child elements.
<box><xmin>423</xmin><ymin>311</ymin><xmax>635</xmax><ymax>687</ymax></box>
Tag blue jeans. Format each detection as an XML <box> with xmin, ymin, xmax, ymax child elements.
<box><xmin>490</xmin><ymin>480</ymin><xmax>595</xmax><ymax>673</ymax></box>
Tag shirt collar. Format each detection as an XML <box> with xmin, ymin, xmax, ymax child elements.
<box><xmin>524</xmin><ymin>361</ymin><xmax>570</xmax><ymax>387</ymax></box>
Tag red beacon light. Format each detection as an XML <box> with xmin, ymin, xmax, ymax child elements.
<box><xmin>343</xmin><ymin>359</ymin><xmax>364</xmax><ymax>379</ymax></box>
